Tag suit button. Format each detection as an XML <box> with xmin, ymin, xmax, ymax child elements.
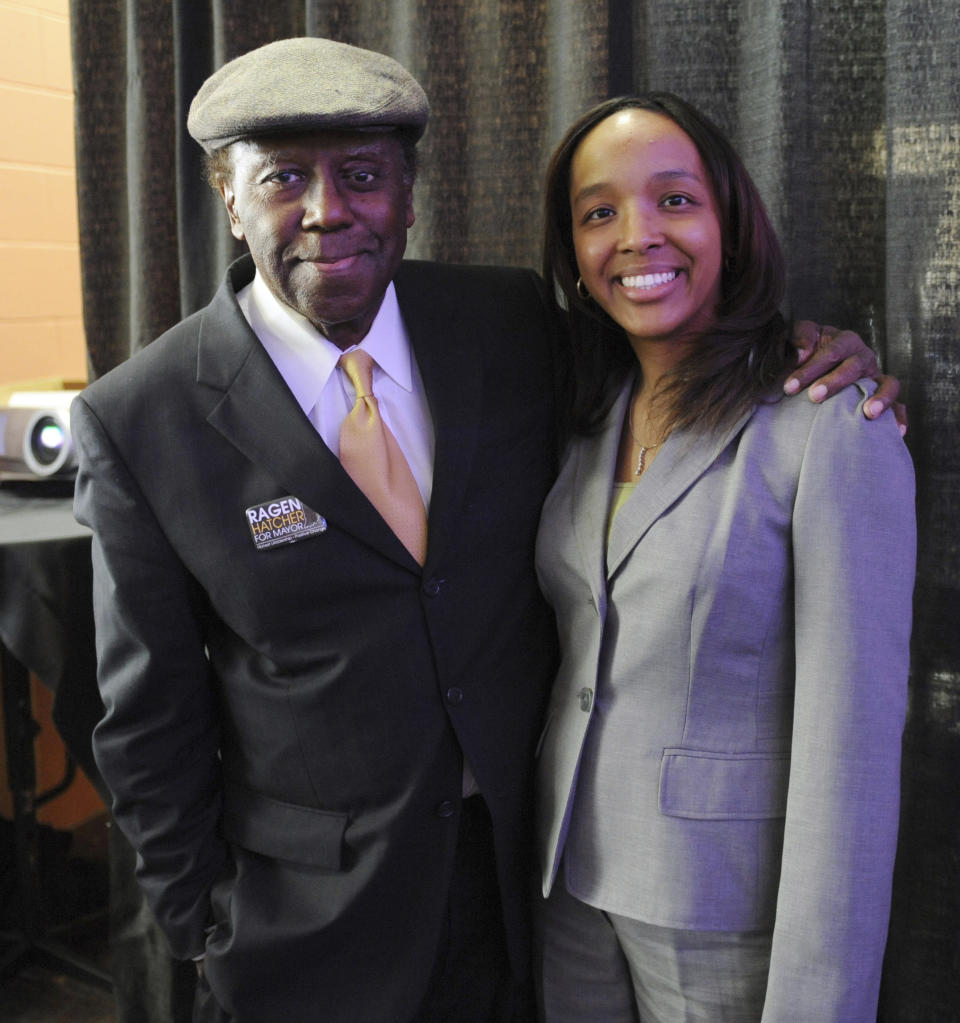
<box><xmin>436</xmin><ymin>801</ymin><xmax>456</xmax><ymax>818</ymax></box>
<box><xmin>423</xmin><ymin>577</ymin><xmax>443</xmax><ymax>597</ymax></box>
<box><xmin>446</xmin><ymin>687</ymin><xmax>463</xmax><ymax>705</ymax></box>
<box><xmin>578</xmin><ymin>687</ymin><xmax>593</xmax><ymax>712</ymax></box>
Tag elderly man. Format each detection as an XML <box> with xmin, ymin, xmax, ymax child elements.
<box><xmin>72</xmin><ymin>37</ymin><xmax>894</xmax><ymax>1023</ymax></box>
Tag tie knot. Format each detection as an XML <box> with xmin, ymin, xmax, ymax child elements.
<box><xmin>339</xmin><ymin>349</ymin><xmax>375</xmax><ymax>400</ymax></box>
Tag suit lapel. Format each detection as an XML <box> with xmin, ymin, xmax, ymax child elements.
<box><xmin>605</xmin><ymin>404</ymin><xmax>754</xmax><ymax>579</ymax></box>
<box><xmin>197</xmin><ymin>259</ymin><xmax>420</xmax><ymax>569</ymax></box>
<box><xmin>570</xmin><ymin>380</ymin><xmax>630</xmax><ymax>615</ymax></box>
<box><xmin>395</xmin><ymin>264</ymin><xmax>483</xmax><ymax>569</ymax></box>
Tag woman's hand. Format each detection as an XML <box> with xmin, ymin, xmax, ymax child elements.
<box><xmin>784</xmin><ymin>322</ymin><xmax>906</xmax><ymax>435</ymax></box>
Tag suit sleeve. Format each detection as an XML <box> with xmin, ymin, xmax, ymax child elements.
<box><xmin>761</xmin><ymin>387</ymin><xmax>916</xmax><ymax>1021</ymax></box>
<box><xmin>72</xmin><ymin>394</ymin><xmax>227</xmax><ymax>959</ymax></box>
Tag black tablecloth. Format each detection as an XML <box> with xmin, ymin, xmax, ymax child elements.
<box><xmin>0</xmin><ymin>481</ymin><xmax>195</xmax><ymax>1021</ymax></box>
<box><xmin>0</xmin><ymin>482</ymin><xmax>101</xmax><ymax>784</ymax></box>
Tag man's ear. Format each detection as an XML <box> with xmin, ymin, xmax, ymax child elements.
<box><xmin>404</xmin><ymin>184</ymin><xmax>415</xmax><ymax>230</ymax></box>
<box><xmin>219</xmin><ymin>180</ymin><xmax>245</xmax><ymax>242</ymax></box>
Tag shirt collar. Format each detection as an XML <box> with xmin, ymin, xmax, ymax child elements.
<box><xmin>338</xmin><ymin>282</ymin><xmax>414</xmax><ymax>392</ymax></box>
<box><xmin>239</xmin><ymin>271</ymin><xmax>412</xmax><ymax>416</ymax></box>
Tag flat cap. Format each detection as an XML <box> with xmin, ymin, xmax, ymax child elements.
<box><xmin>187</xmin><ymin>37</ymin><xmax>429</xmax><ymax>153</ymax></box>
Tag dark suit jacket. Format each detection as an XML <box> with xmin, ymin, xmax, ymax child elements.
<box><xmin>72</xmin><ymin>255</ymin><xmax>560</xmax><ymax>1022</ymax></box>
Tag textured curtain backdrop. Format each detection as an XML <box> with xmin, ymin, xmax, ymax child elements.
<box><xmin>70</xmin><ymin>2</ymin><xmax>959</xmax><ymax>1021</ymax></box>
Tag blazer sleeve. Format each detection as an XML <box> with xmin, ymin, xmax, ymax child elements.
<box><xmin>762</xmin><ymin>387</ymin><xmax>916</xmax><ymax>1021</ymax></box>
<box><xmin>72</xmin><ymin>394</ymin><xmax>227</xmax><ymax>959</ymax></box>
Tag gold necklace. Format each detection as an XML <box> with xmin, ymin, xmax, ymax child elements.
<box><xmin>628</xmin><ymin>395</ymin><xmax>664</xmax><ymax>476</ymax></box>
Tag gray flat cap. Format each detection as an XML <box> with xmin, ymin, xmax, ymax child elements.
<box><xmin>187</xmin><ymin>37</ymin><xmax>429</xmax><ymax>153</ymax></box>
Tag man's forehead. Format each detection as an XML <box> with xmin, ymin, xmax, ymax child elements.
<box><xmin>233</xmin><ymin>130</ymin><xmax>404</xmax><ymax>163</ymax></box>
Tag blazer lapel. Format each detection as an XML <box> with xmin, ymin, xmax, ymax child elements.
<box><xmin>394</xmin><ymin>265</ymin><xmax>482</xmax><ymax>569</ymax></box>
<box><xmin>197</xmin><ymin>260</ymin><xmax>419</xmax><ymax>569</ymax></box>
<box><xmin>606</xmin><ymin>404</ymin><xmax>754</xmax><ymax>579</ymax></box>
<box><xmin>570</xmin><ymin>380</ymin><xmax>631</xmax><ymax>616</ymax></box>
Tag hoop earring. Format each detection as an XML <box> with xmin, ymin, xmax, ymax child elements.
<box><xmin>576</xmin><ymin>276</ymin><xmax>590</xmax><ymax>300</ymax></box>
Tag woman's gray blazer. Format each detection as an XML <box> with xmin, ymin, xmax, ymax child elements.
<box><xmin>535</xmin><ymin>378</ymin><xmax>915</xmax><ymax>1021</ymax></box>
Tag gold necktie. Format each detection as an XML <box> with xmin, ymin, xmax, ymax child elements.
<box><xmin>337</xmin><ymin>349</ymin><xmax>427</xmax><ymax>564</ymax></box>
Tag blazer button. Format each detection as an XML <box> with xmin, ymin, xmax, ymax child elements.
<box><xmin>423</xmin><ymin>577</ymin><xmax>443</xmax><ymax>597</ymax></box>
<box><xmin>435</xmin><ymin>800</ymin><xmax>456</xmax><ymax>818</ymax></box>
<box><xmin>446</xmin><ymin>687</ymin><xmax>464</xmax><ymax>705</ymax></box>
<box><xmin>578</xmin><ymin>687</ymin><xmax>593</xmax><ymax>712</ymax></box>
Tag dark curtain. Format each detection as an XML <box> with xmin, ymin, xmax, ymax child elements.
<box><xmin>70</xmin><ymin>1</ymin><xmax>959</xmax><ymax>1021</ymax></box>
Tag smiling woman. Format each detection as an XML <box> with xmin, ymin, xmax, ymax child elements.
<box><xmin>543</xmin><ymin>94</ymin><xmax>790</xmax><ymax>446</ymax></box>
<box><xmin>534</xmin><ymin>93</ymin><xmax>916</xmax><ymax>1023</ymax></box>
<box><xmin>569</xmin><ymin>109</ymin><xmax>723</xmax><ymax>363</ymax></box>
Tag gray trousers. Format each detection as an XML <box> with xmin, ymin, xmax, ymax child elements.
<box><xmin>539</xmin><ymin>880</ymin><xmax>771</xmax><ymax>1023</ymax></box>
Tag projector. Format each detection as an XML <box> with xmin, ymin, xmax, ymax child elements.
<box><xmin>0</xmin><ymin>383</ymin><xmax>83</xmax><ymax>480</ymax></box>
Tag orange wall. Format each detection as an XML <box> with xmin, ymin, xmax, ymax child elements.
<box><xmin>0</xmin><ymin>1</ymin><xmax>103</xmax><ymax>828</ymax></box>
<box><xmin>0</xmin><ymin>0</ymin><xmax>88</xmax><ymax>386</ymax></box>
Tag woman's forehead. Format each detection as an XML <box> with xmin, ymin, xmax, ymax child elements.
<box><xmin>570</xmin><ymin>110</ymin><xmax>705</xmax><ymax>189</ymax></box>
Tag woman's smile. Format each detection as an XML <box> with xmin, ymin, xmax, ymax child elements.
<box><xmin>569</xmin><ymin>108</ymin><xmax>723</xmax><ymax>359</ymax></box>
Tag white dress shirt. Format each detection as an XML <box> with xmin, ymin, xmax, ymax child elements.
<box><xmin>236</xmin><ymin>270</ymin><xmax>435</xmax><ymax>509</ymax></box>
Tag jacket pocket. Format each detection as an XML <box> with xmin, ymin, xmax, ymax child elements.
<box><xmin>658</xmin><ymin>748</ymin><xmax>789</xmax><ymax>820</ymax></box>
<box><xmin>221</xmin><ymin>782</ymin><xmax>348</xmax><ymax>869</ymax></box>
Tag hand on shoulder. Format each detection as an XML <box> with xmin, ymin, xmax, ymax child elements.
<box><xmin>784</xmin><ymin>321</ymin><xmax>906</xmax><ymax>436</ymax></box>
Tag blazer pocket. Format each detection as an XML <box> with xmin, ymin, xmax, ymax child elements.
<box><xmin>658</xmin><ymin>748</ymin><xmax>790</xmax><ymax>820</ymax></box>
<box><xmin>222</xmin><ymin>782</ymin><xmax>348</xmax><ymax>869</ymax></box>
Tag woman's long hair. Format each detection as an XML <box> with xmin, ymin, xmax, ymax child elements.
<box><xmin>542</xmin><ymin>92</ymin><xmax>793</xmax><ymax>440</ymax></box>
